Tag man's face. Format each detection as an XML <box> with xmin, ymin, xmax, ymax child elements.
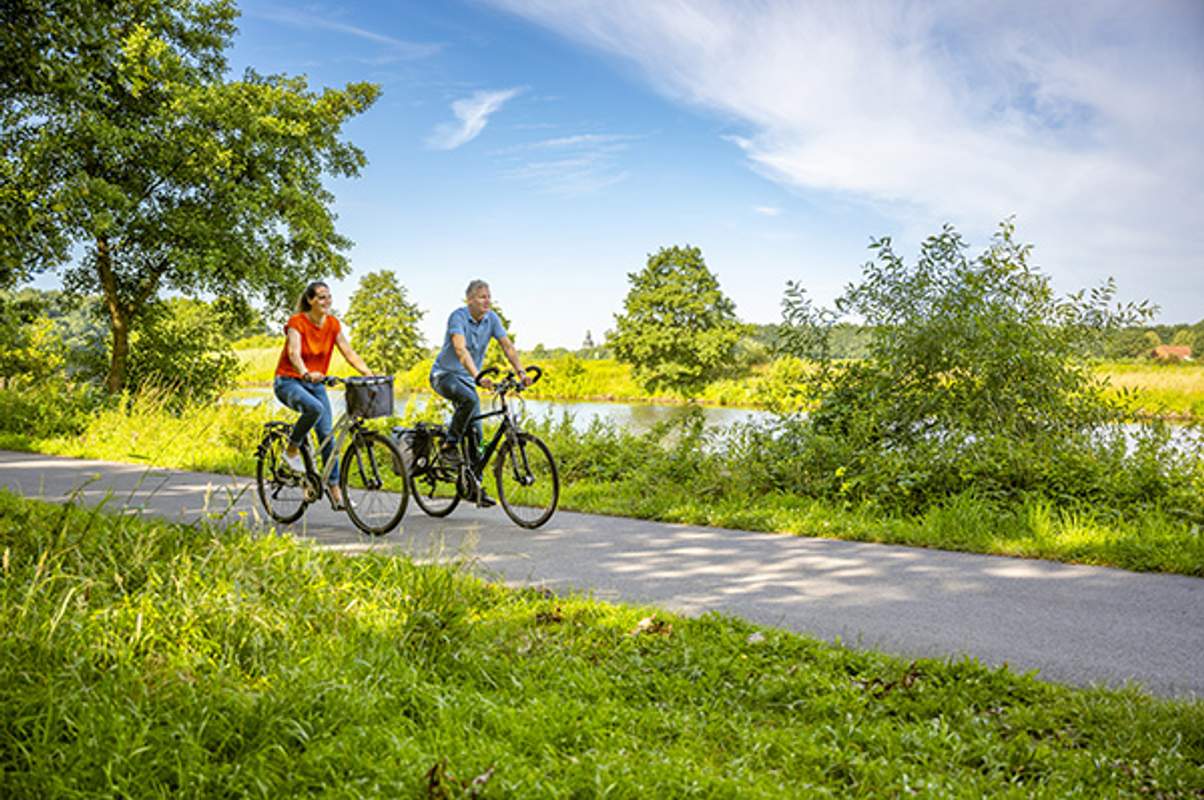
<box><xmin>467</xmin><ymin>287</ymin><xmax>491</xmax><ymax>319</ymax></box>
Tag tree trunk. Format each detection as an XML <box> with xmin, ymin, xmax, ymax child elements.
<box><xmin>96</xmin><ymin>237</ymin><xmax>130</xmax><ymax>394</ymax></box>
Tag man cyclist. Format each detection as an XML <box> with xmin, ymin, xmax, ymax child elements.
<box><xmin>429</xmin><ymin>280</ymin><xmax>530</xmax><ymax>504</ymax></box>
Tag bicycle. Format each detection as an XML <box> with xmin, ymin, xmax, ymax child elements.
<box><xmin>398</xmin><ymin>365</ymin><xmax>559</xmax><ymax>529</ymax></box>
<box><xmin>255</xmin><ymin>375</ymin><xmax>409</xmax><ymax>536</ymax></box>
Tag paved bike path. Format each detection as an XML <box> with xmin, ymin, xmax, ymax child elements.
<box><xmin>2</xmin><ymin>450</ymin><xmax>1201</xmax><ymax>699</ymax></box>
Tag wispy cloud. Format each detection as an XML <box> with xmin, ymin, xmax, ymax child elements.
<box><xmin>497</xmin><ymin>132</ymin><xmax>641</xmax><ymax>194</ymax></box>
<box><xmin>488</xmin><ymin>0</ymin><xmax>1204</xmax><ymax>313</ymax></box>
<box><xmin>754</xmin><ymin>206</ymin><xmax>781</xmax><ymax>217</ymax></box>
<box><xmin>252</xmin><ymin>7</ymin><xmax>443</xmax><ymax>61</ymax></box>
<box><xmin>427</xmin><ymin>88</ymin><xmax>524</xmax><ymax>150</ymax></box>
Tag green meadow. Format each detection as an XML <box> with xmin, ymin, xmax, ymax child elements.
<box><xmin>2</xmin><ymin>492</ymin><xmax>1201</xmax><ymax>797</ymax></box>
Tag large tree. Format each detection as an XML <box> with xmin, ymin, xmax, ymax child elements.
<box><xmin>344</xmin><ymin>270</ymin><xmax>426</xmax><ymax>375</ymax></box>
<box><xmin>609</xmin><ymin>245</ymin><xmax>748</xmax><ymax>395</ymax></box>
<box><xmin>1</xmin><ymin>0</ymin><xmax>379</xmax><ymax>392</ymax></box>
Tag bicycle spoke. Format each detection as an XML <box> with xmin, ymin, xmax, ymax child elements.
<box><xmin>494</xmin><ymin>432</ymin><xmax>558</xmax><ymax>529</ymax></box>
<box><xmin>256</xmin><ymin>429</ymin><xmax>307</xmax><ymax>524</ymax></box>
<box><xmin>341</xmin><ymin>432</ymin><xmax>408</xmax><ymax>535</ymax></box>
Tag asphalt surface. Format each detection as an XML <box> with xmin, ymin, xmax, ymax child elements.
<box><xmin>2</xmin><ymin>449</ymin><xmax>1201</xmax><ymax>699</ymax></box>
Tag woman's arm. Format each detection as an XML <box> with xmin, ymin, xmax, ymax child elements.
<box><xmin>286</xmin><ymin>327</ymin><xmax>315</xmax><ymax>380</ymax></box>
<box><xmin>335</xmin><ymin>330</ymin><xmax>373</xmax><ymax>375</ymax></box>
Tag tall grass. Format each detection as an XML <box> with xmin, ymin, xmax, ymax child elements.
<box><xmin>2</xmin><ymin>491</ymin><xmax>1201</xmax><ymax>797</ymax></box>
<box><xmin>1096</xmin><ymin>361</ymin><xmax>1204</xmax><ymax>418</ymax></box>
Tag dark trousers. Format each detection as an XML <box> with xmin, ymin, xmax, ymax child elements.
<box><xmin>430</xmin><ymin>371</ymin><xmax>482</xmax><ymax>449</ymax></box>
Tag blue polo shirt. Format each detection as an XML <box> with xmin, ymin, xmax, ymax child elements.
<box><xmin>430</xmin><ymin>307</ymin><xmax>508</xmax><ymax>380</ymax></box>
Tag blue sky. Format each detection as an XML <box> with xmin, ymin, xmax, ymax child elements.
<box><xmin>223</xmin><ymin>0</ymin><xmax>1203</xmax><ymax>348</ymax></box>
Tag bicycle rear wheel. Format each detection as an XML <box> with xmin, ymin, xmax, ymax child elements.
<box><xmin>340</xmin><ymin>431</ymin><xmax>409</xmax><ymax>535</ymax></box>
<box><xmin>408</xmin><ymin>429</ymin><xmax>461</xmax><ymax>517</ymax></box>
<box><xmin>494</xmin><ymin>432</ymin><xmax>559</xmax><ymax>529</ymax></box>
<box><xmin>256</xmin><ymin>428</ymin><xmax>308</xmax><ymax>524</ymax></box>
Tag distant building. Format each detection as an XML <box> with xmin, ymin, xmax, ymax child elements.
<box><xmin>1151</xmin><ymin>344</ymin><xmax>1192</xmax><ymax>362</ymax></box>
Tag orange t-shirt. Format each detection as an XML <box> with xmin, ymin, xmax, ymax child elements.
<box><xmin>275</xmin><ymin>313</ymin><xmax>342</xmax><ymax>378</ymax></box>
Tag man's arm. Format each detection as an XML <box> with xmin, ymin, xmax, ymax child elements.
<box><xmin>451</xmin><ymin>333</ymin><xmax>484</xmax><ymax>383</ymax></box>
<box><xmin>498</xmin><ymin>336</ymin><xmax>530</xmax><ymax>386</ymax></box>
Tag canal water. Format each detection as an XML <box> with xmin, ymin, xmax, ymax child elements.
<box><xmin>224</xmin><ymin>387</ymin><xmax>1201</xmax><ymax>453</ymax></box>
<box><xmin>224</xmin><ymin>387</ymin><xmax>765</xmax><ymax>434</ymax></box>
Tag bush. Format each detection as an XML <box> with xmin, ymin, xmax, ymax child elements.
<box><xmin>0</xmin><ymin>380</ymin><xmax>103</xmax><ymax>439</ymax></box>
<box><xmin>125</xmin><ymin>298</ymin><xmax>242</xmax><ymax>407</ymax></box>
<box><xmin>770</xmin><ymin>220</ymin><xmax>1199</xmax><ymax>515</ymax></box>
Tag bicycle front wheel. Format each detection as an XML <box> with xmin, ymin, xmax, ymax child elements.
<box><xmin>494</xmin><ymin>432</ymin><xmax>559</xmax><ymax>529</ymax></box>
<box><xmin>340</xmin><ymin>431</ymin><xmax>409</xmax><ymax>536</ymax></box>
<box><xmin>256</xmin><ymin>428</ymin><xmax>308</xmax><ymax>524</ymax></box>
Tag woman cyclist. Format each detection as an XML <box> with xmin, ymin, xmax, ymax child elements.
<box><xmin>274</xmin><ymin>281</ymin><xmax>374</xmax><ymax>510</ymax></box>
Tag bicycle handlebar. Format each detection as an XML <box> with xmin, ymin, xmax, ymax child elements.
<box><xmin>475</xmin><ymin>365</ymin><xmax>543</xmax><ymax>392</ymax></box>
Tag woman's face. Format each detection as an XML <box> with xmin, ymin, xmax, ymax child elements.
<box><xmin>311</xmin><ymin>286</ymin><xmax>332</xmax><ymax>314</ymax></box>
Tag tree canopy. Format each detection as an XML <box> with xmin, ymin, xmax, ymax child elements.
<box><xmin>344</xmin><ymin>271</ymin><xmax>426</xmax><ymax>375</ymax></box>
<box><xmin>1</xmin><ymin>0</ymin><xmax>379</xmax><ymax>392</ymax></box>
<box><xmin>609</xmin><ymin>245</ymin><xmax>748</xmax><ymax>395</ymax></box>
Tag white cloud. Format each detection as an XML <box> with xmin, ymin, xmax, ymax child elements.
<box><xmin>754</xmin><ymin>206</ymin><xmax>781</xmax><ymax>217</ymax></box>
<box><xmin>427</xmin><ymin>88</ymin><xmax>524</xmax><ymax>151</ymax></box>
<box><xmin>487</xmin><ymin>0</ymin><xmax>1204</xmax><ymax>317</ymax></box>
<box><xmin>252</xmin><ymin>7</ymin><xmax>442</xmax><ymax>60</ymax></box>
<box><xmin>496</xmin><ymin>132</ymin><xmax>641</xmax><ymax>194</ymax></box>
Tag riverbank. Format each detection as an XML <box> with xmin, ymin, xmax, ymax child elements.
<box><xmin>235</xmin><ymin>349</ymin><xmax>1204</xmax><ymax>418</ymax></box>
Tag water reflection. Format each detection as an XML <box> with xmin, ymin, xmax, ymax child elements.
<box><xmin>224</xmin><ymin>387</ymin><xmax>764</xmax><ymax>434</ymax></box>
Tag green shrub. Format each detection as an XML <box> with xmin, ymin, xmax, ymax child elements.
<box><xmin>125</xmin><ymin>298</ymin><xmax>242</xmax><ymax>407</ymax></box>
<box><xmin>768</xmin><ymin>220</ymin><xmax>1199</xmax><ymax>515</ymax></box>
<box><xmin>0</xmin><ymin>381</ymin><xmax>103</xmax><ymax>439</ymax></box>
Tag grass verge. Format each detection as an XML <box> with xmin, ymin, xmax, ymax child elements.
<box><xmin>1</xmin><ymin>491</ymin><xmax>1201</xmax><ymax>797</ymax></box>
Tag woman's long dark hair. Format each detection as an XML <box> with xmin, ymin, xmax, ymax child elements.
<box><xmin>295</xmin><ymin>281</ymin><xmax>329</xmax><ymax>314</ymax></box>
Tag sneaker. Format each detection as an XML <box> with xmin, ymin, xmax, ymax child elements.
<box><xmin>280</xmin><ymin>448</ymin><xmax>305</xmax><ymax>474</ymax></box>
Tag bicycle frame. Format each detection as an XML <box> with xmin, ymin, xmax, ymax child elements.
<box><xmin>463</xmin><ymin>396</ymin><xmax>520</xmax><ymax>479</ymax></box>
<box><xmin>302</xmin><ymin>412</ymin><xmax>358</xmax><ymax>491</ymax></box>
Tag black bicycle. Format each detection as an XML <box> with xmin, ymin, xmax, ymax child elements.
<box><xmin>256</xmin><ymin>375</ymin><xmax>409</xmax><ymax>536</ymax></box>
<box><xmin>398</xmin><ymin>366</ymin><xmax>559</xmax><ymax>529</ymax></box>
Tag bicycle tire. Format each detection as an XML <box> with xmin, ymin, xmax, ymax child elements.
<box><xmin>256</xmin><ymin>428</ymin><xmax>309</xmax><ymax>524</ymax></box>
<box><xmin>494</xmin><ymin>432</ymin><xmax>559</xmax><ymax>529</ymax></box>
<box><xmin>340</xmin><ymin>430</ymin><xmax>409</xmax><ymax>536</ymax></box>
<box><xmin>408</xmin><ymin>429</ymin><xmax>461</xmax><ymax>517</ymax></box>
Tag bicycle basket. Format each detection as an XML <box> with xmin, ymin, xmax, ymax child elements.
<box><xmin>344</xmin><ymin>375</ymin><xmax>394</xmax><ymax>419</ymax></box>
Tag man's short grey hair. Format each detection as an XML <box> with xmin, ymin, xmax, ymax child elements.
<box><xmin>466</xmin><ymin>279</ymin><xmax>490</xmax><ymax>298</ymax></box>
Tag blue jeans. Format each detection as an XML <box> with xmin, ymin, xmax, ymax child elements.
<box><xmin>430</xmin><ymin>371</ymin><xmax>481</xmax><ymax>449</ymax></box>
<box><xmin>274</xmin><ymin>376</ymin><xmax>339</xmax><ymax>485</ymax></box>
